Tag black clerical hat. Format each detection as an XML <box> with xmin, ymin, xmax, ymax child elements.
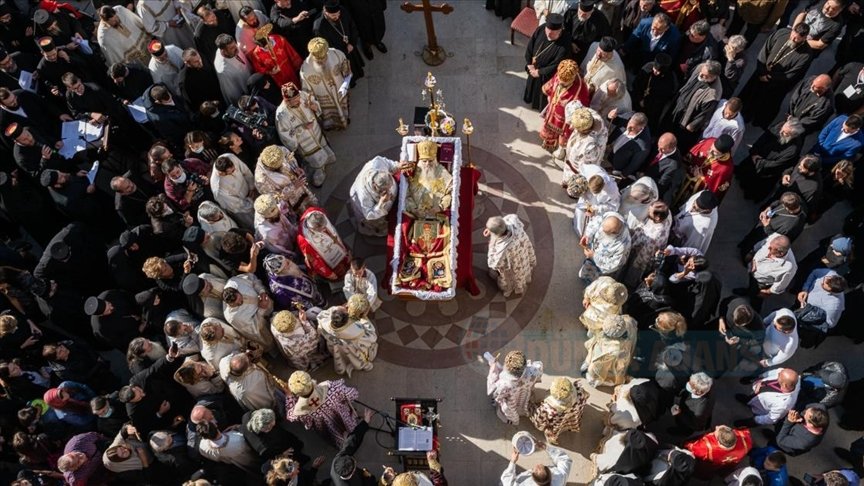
<box><xmin>119</xmin><ymin>230</ymin><xmax>139</xmax><ymax>249</ymax></box>
<box><xmin>713</xmin><ymin>134</ymin><xmax>734</xmax><ymax>153</ymax></box>
<box><xmin>182</xmin><ymin>226</ymin><xmax>206</xmax><ymax>246</ymax></box>
<box><xmin>84</xmin><ymin>296</ymin><xmax>107</xmax><ymax>316</ymax></box>
<box><xmin>148</xmin><ymin>39</ymin><xmax>165</xmax><ymax>56</ymax></box>
<box><xmin>4</xmin><ymin>122</ymin><xmax>23</xmax><ymax>139</ymax></box>
<box><xmin>695</xmin><ymin>190</ymin><xmax>718</xmax><ymax>210</ymax></box>
<box><xmin>324</xmin><ymin>0</ymin><xmax>340</xmax><ymax>13</ymax></box>
<box><xmin>182</xmin><ymin>274</ymin><xmax>205</xmax><ymax>296</ymax></box>
<box><xmin>598</xmin><ymin>36</ymin><xmax>617</xmax><ymax>52</ymax></box>
<box><xmin>37</xmin><ymin>36</ymin><xmax>55</xmax><ymax>52</ymax></box>
<box><xmin>33</xmin><ymin>9</ymin><xmax>52</xmax><ymax>27</ymax></box>
<box><xmin>579</xmin><ymin>0</ymin><xmax>596</xmax><ymax>11</ymax></box>
<box><xmin>48</xmin><ymin>241</ymin><xmax>70</xmax><ymax>260</ymax></box>
<box><xmin>545</xmin><ymin>13</ymin><xmax>564</xmax><ymax>29</ymax></box>
<box><xmin>332</xmin><ymin>456</ymin><xmax>356</xmax><ymax>477</ymax></box>
<box><xmin>653</xmin><ymin>52</ymin><xmax>672</xmax><ymax>69</ymax></box>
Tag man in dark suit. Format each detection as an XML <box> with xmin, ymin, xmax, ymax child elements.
<box><xmin>330</xmin><ymin>408</ymin><xmax>377</xmax><ymax>486</ymax></box>
<box><xmin>0</xmin><ymin>87</ymin><xmax>70</xmax><ymax>141</ymax></box>
<box><xmin>621</xmin><ymin>12</ymin><xmax>680</xmax><ymax>71</ymax></box>
<box><xmin>670</xmin><ymin>372</ymin><xmax>715</xmax><ymax>436</ymax></box>
<box><xmin>643</xmin><ymin>132</ymin><xmax>683</xmax><ymax>207</ymax></box>
<box><xmin>608</xmin><ymin>111</ymin><xmax>652</xmax><ymax>180</ymax></box>
<box><xmin>120</xmin><ymin>351</ymin><xmax>190</xmax><ymax>438</ymax></box>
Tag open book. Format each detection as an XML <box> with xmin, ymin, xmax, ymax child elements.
<box><xmin>397</xmin><ymin>426</ymin><xmax>433</xmax><ymax>451</ymax></box>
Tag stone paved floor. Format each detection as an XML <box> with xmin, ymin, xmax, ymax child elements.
<box><xmin>276</xmin><ymin>2</ymin><xmax>864</xmax><ymax>484</ymax></box>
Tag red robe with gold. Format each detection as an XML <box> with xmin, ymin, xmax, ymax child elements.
<box><xmin>685</xmin><ymin>428</ymin><xmax>752</xmax><ymax>477</ymax></box>
<box><xmin>682</xmin><ymin>137</ymin><xmax>735</xmax><ymax>201</ymax></box>
<box><xmin>540</xmin><ymin>75</ymin><xmax>590</xmax><ymax>151</ymax></box>
<box><xmin>297</xmin><ymin>207</ymin><xmax>351</xmax><ymax>281</ymax></box>
<box><xmin>249</xmin><ymin>34</ymin><xmax>303</xmax><ymax>89</ymax></box>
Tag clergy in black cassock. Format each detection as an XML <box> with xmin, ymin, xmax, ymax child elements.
<box><xmin>565</xmin><ymin>0</ymin><xmax>611</xmax><ymax>64</ymax></box>
<box><xmin>194</xmin><ymin>5</ymin><xmax>236</xmax><ymax>64</ymax></box>
<box><xmin>740</xmin><ymin>25</ymin><xmax>815</xmax><ymax>129</ymax></box>
<box><xmin>314</xmin><ymin>0</ymin><xmax>364</xmax><ymax>85</ymax></box>
<box><xmin>343</xmin><ymin>0</ymin><xmax>387</xmax><ymax>59</ymax></box>
<box><xmin>523</xmin><ymin>14</ymin><xmax>571</xmax><ymax>111</ymax></box>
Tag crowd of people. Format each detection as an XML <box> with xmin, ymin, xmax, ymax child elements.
<box><xmin>485</xmin><ymin>0</ymin><xmax>864</xmax><ymax>484</ymax></box>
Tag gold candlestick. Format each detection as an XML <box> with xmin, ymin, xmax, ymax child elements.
<box><xmin>462</xmin><ymin>118</ymin><xmax>475</xmax><ymax>168</ymax></box>
<box><xmin>396</xmin><ymin>118</ymin><xmax>409</xmax><ymax>136</ymax></box>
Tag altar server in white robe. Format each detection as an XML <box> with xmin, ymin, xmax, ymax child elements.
<box><xmin>211</xmin><ymin>154</ymin><xmax>256</xmax><ymax>229</ymax></box>
<box><xmin>218</xmin><ymin>351</ymin><xmax>279</xmax><ymax>411</ymax></box>
<box><xmin>581</xmin><ymin>37</ymin><xmax>626</xmax><ymax>94</ymax></box>
<box><xmin>348</xmin><ymin>156</ymin><xmax>399</xmax><ymax>236</ymax></box>
<box><xmin>199</xmin><ymin>317</ymin><xmax>244</xmax><ymax>370</ymax></box>
<box><xmin>343</xmin><ymin>258</ymin><xmax>382</xmax><ymax>311</ymax></box>
<box><xmin>222</xmin><ymin>273</ymin><xmax>275</xmax><ymax>354</ymax></box>
<box><xmin>672</xmin><ymin>190</ymin><xmax>719</xmax><ymax>255</ymax></box>
<box><xmin>317</xmin><ymin>295</ymin><xmax>378</xmax><ymax>378</ymax></box>
<box><xmin>301</xmin><ymin>37</ymin><xmax>351</xmax><ymax>131</ymax></box>
<box><xmin>147</xmin><ymin>40</ymin><xmax>184</xmax><ymax>97</ymax></box>
<box><xmin>137</xmin><ymin>0</ymin><xmax>195</xmax><ymax>49</ymax></box>
<box><xmin>500</xmin><ymin>442</ymin><xmax>572</xmax><ymax>486</ymax></box>
<box><xmin>276</xmin><ymin>82</ymin><xmax>336</xmax><ymax>187</ymax></box>
<box><xmin>96</xmin><ymin>5</ymin><xmax>151</xmax><ymax>67</ymax></box>
<box><xmin>253</xmin><ymin>194</ymin><xmax>297</xmax><ymax>256</ymax></box>
<box><xmin>573</xmin><ymin>164</ymin><xmax>620</xmax><ymax>236</ymax></box>
<box><xmin>214</xmin><ymin>34</ymin><xmax>251</xmax><ymax>105</ymax></box>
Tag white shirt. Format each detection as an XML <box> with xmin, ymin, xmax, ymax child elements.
<box><xmin>198</xmin><ymin>430</ymin><xmax>257</xmax><ymax>471</ymax></box>
<box><xmin>751</xmin><ymin>233</ymin><xmax>798</xmax><ymax>294</ymax></box>
<box><xmin>499</xmin><ymin>445</ymin><xmax>572</xmax><ymax>485</ymax></box>
<box><xmin>761</xmin><ymin>309</ymin><xmax>799</xmax><ymax>366</ymax></box>
<box><xmin>702</xmin><ymin>100</ymin><xmax>746</xmax><ymax>153</ymax></box>
<box><xmin>748</xmin><ymin>367</ymin><xmax>800</xmax><ymax>425</ymax></box>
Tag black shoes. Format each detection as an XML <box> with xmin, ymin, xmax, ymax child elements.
<box><xmin>362</xmin><ymin>46</ymin><xmax>374</xmax><ymax>60</ymax></box>
<box><xmin>375</xmin><ymin>42</ymin><xmax>388</xmax><ymax>53</ymax></box>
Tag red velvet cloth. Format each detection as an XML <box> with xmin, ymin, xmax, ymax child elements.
<box><xmin>386</xmin><ymin>166</ymin><xmax>480</xmax><ymax>297</ymax></box>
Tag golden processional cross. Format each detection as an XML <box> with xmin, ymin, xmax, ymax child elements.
<box><xmin>400</xmin><ymin>0</ymin><xmax>454</xmax><ymax>66</ymax></box>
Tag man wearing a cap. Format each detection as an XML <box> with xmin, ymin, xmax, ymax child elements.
<box><xmin>96</xmin><ymin>5</ymin><xmax>151</xmax><ymax>67</ymax></box>
<box><xmin>672</xmin><ymin>190</ymin><xmax>718</xmax><ymax>254</ymax></box>
<box><xmin>85</xmin><ymin>289</ymin><xmax>140</xmax><ymax>351</ymax></box>
<box><xmin>0</xmin><ymin>87</ymin><xmax>71</xmax><ymax>141</ymax></box>
<box><xmin>182</xmin><ymin>225</ymin><xmax>232</xmax><ymax>279</ymax></box>
<box><xmin>147</xmin><ymin>39</ymin><xmax>185</xmax><ymax>96</ymax></box>
<box><xmin>792</xmin><ymin>235</ymin><xmax>853</xmax><ymax>293</ymax></box>
<box><xmin>565</xmin><ymin>0</ymin><xmax>611</xmax><ymax>63</ymax></box>
<box><xmin>276</xmin><ymin>82</ymin><xmax>336</xmax><ymax>187</ymax></box>
<box><xmin>0</xmin><ymin>48</ymin><xmax>40</xmax><ymax>93</ymax></box>
<box><xmin>137</xmin><ymin>0</ymin><xmax>194</xmax><ymax>50</ymax></box>
<box><xmin>301</xmin><ymin>37</ymin><xmax>351</xmax><ymax>130</ymax></box>
<box><xmin>582</xmin><ymin>36</ymin><xmax>626</xmax><ymax>96</ymax></box>
<box><xmin>314</xmin><ymin>0</ymin><xmax>364</xmax><ymax>83</ymax></box>
<box><xmin>35</xmin><ymin>36</ymin><xmax>90</xmax><ymax>94</ymax></box>
<box><xmin>524</xmin><ymin>13</ymin><xmax>572</xmax><ymax>111</ymax></box>
<box><xmin>677</xmin><ymin>133</ymin><xmax>735</xmax><ymax>205</ymax></box>
<box><xmin>42</xmin><ymin>168</ymin><xmax>119</xmax><ymax>231</ymax></box>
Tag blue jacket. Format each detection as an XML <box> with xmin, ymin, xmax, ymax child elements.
<box><xmin>750</xmin><ymin>447</ymin><xmax>789</xmax><ymax>486</ymax></box>
<box><xmin>813</xmin><ymin>115</ymin><xmax>864</xmax><ymax>166</ymax></box>
<box><xmin>624</xmin><ymin>17</ymin><xmax>681</xmax><ymax>61</ymax></box>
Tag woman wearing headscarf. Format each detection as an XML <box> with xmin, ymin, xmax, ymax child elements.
<box><xmin>619</xmin><ymin>177</ymin><xmax>659</xmax><ymax>230</ymax></box>
<box><xmin>580</xmin><ymin>212</ymin><xmax>631</xmax><ymax>282</ymax></box>
<box><xmin>263</xmin><ymin>253</ymin><xmax>325</xmax><ymax>311</ymax></box>
<box><xmin>573</xmin><ymin>164</ymin><xmax>621</xmax><ymax>236</ymax></box>
<box><xmin>623</xmin><ymin>201</ymin><xmax>671</xmax><ymax>288</ymax></box>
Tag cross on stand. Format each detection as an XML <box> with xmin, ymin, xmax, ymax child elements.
<box><xmin>400</xmin><ymin>0</ymin><xmax>454</xmax><ymax>66</ymax></box>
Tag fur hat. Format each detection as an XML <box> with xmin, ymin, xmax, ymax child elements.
<box><xmin>347</xmin><ymin>294</ymin><xmax>371</xmax><ymax>320</ymax></box>
<box><xmin>254</xmin><ymin>194</ymin><xmax>279</xmax><ymax>218</ymax></box>
<box><xmin>288</xmin><ymin>370</ymin><xmax>313</xmax><ymax>395</ymax></box>
<box><xmin>550</xmin><ymin>377</ymin><xmax>574</xmax><ymax>400</ymax></box>
<box><xmin>570</xmin><ymin>108</ymin><xmax>594</xmax><ymax>132</ymax></box>
<box><xmin>272</xmin><ymin>310</ymin><xmax>299</xmax><ymax>333</ymax></box>
<box><xmin>504</xmin><ymin>350</ymin><xmax>526</xmax><ymax>375</ymax></box>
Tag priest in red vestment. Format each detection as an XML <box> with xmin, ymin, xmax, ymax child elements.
<box><xmin>540</xmin><ymin>59</ymin><xmax>590</xmax><ymax>153</ymax></box>
<box><xmin>249</xmin><ymin>25</ymin><xmax>304</xmax><ymax>89</ymax></box>
<box><xmin>297</xmin><ymin>207</ymin><xmax>351</xmax><ymax>281</ymax></box>
<box><xmin>685</xmin><ymin>425</ymin><xmax>752</xmax><ymax>478</ymax></box>
<box><xmin>676</xmin><ymin>133</ymin><xmax>735</xmax><ymax>206</ymax></box>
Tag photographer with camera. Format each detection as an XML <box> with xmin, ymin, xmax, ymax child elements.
<box><xmin>224</xmin><ymin>93</ymin><xmax>278</xmax><ymax>151</ymax></box>
<box><xmin>161</xmin><ymin>158</ymin><xmax>212</xmax><ymax>213</ymax></box>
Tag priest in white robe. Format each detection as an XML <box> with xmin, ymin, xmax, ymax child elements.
<box><xmin>147</xmin><ymin>41</ymin><xmax>184</xmax><ymax>97</ymax></box>
<box><xmin>485</xmin><ymin>214</ymin><xmax>537</xmax><ymax>297</ymax></box>
<box><xmin>572</xmin><ymin>164</ymin><xmax>620</xmax><ymax>236</ymax></box>
<box><xmin>199</xmin><ymin>317</ymin><xmax>245</xmax><ymax>370</ymax></box>
<box><xmin>137</xmin><ymin>0</ymin><xmax>195</xmax><ymax>49</ymax></box>
<box><xmin>348</xmin><ymin>156</ymin><xmax>399</xmax><ymax>236</ymax></box>
<box><xmin>672</xmin><ymin>190</ymin><xmax>719</xmax><ymax>255</ymax></box>
<box><xmin>253</xmin><ymin>194</ymin><xmax>298</xmax><ymax>256</ymax></box>
<box><xmin>590</xmin><ymin>78</ymin><xmax>632</xmax><ymax>120</ymax></box>
<box><xmin>343</xmin><ymin>259</ymin><xmax>382</xmax><ymax>311</ymax></box>
<box><xmin>276</xmin><ymin>83</ymin><xmax>336</xmax><ymax>187</ymax></box>
<box><xmin>254</xmin><ymin>145</ymin><xmax>317</xmax><ymax>212</ymax></box>
<box><xmin>581</xmin><ymin>37</ymin><xmax>626</xmax><ymax>95</ymax></box>
<box><xmin>222</xmin><ymin>273</ymin><xmax>275</xmax><ymax>354</ymax></box>
<box><xmin>214</xmin><ymin>34</ymin><xmax>252</xmax><ymax>105</ymax></box>
<box><xmin>218</xmin><ymin>351</ymin><xmax>279</xmax><ymax>411</ymax></box>
<box><xmin>270</xmin><ymin>310</ymin><xmax>328</xmax><ymax>372</ymax></box>
<box><xmin>211</xmin><ymin>154</ymin><xmax>256</xmax><ymax>229</ymax></box>
<box><xmin>487</xmin><ymin>350</ymin><xmax>544</xmax><ymax>425</ymax></box>
<box><xmin>300</xmin><ymin>37</ymin><xmax>351</xmax><ymax>130</ymax></box>
<box><xmin>562</xmin><ymin>106</ymin><xmax>608</xmax><ymax>188</ymax></box>
<box><xmin>317</xmin><ymin>295</ymin><xmax>379</xmax><ymax>378</ymax></box>
<box><xmin>96</xmin><ymin>5</ymin><xmax>151</xmax><ymax>67</ymax></box>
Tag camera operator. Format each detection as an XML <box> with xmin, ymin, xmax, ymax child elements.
<box><xmin>160</xmin><ymin>158</ymin><xmax>212</xmax><ymax>213</ymax></box>
<box><xmin>224</xmin><ymin>93</ymin><xmax>277</xmax><ymax>152</ymax></box>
